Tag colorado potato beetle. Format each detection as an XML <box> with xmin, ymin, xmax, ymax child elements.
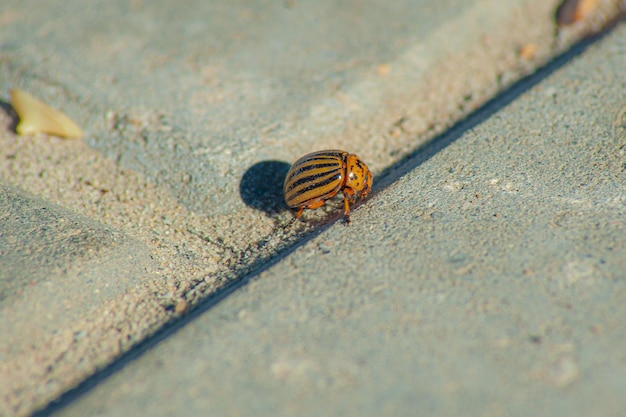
<box><xmin>283</xmin><ymin>150</ymin><xmax>373</xmax><ymax>222</ymax></box>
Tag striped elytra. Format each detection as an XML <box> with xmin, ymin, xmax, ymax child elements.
<box><xmin>283</xmin><ymin>150</ymin><xmax>372</xmax><ymax>222</ymax></box>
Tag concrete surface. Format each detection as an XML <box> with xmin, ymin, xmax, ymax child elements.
<box><xmin>42</xmin><ymin>14</ymin><xmax>626</xmax><ymax>416</ymax></box>
<box><xmin>0</xmin><ymin>185</ymin><xmax>150</xmax><ymax>304</ymax></box>
<box><xmin>0</xmin><ymin>0</ymin><xmax>624</xmax><ymax>415</ymax></box>
<box><xmin>47</xmin><ymin>19</ymin><xmax>626</xmax><ymax>417</ymax></box>
<box><xmin>0</xmin><ymin>184</ymin><xmax>155</xmax><ymax>414</ymax></box>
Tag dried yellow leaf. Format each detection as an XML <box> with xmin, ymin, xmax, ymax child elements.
<box><xmin>9</xmin><ymin>88</ymin><xmax>83</xmax><ymax>139</ymax></box>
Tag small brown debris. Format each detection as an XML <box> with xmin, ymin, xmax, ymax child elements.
<box><xmin>174</xmin><ymin>300</ymin><xmax>189</xmax><ymax>314</ymax></box>
<box><xmin>556</xmin><ymin>0</ymin><xmax>600</xmax><ymax>26</ymax></box>
<box><xmin>518</xmin><ymin>43</ymin><xmax>538</xmax><ymax>61</ymax></box>
<box><xmin>376</xmin><ymin>64</ymin><xmax>392</xmax><ymax>76</ymax></box>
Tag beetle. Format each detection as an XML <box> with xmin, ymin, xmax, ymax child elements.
<box><xmin>283</xmin><ymin>149</ymin><xmax>373</xmax><ymax>222</ymax></box>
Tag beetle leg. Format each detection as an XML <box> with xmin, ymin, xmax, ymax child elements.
<box><xmin>307</xmin><ymin>200</ymin><xmax>327</xmax><ymax>210</ymax></box>
<box><xmin>343</xmin><ymin>195</ymin><xmax>352</xmax><ymax>220</ymax></box>
<box><xmin>343</xmin><ymin>191</ymin><xmax>354</xmax><ymax>212</ymax></box>
<box><xmin>341</xmin><ymin>187</ymin><xmax>359</xmax><ymax>223</ymax></box>
<box><xmin>343</xmin><ymin>187</ymin><xmax>357</xmax><ymax>205</ymax></box>
<box><xmin>295</xmin><ymin>200</ymin><xmax>326</xmax><ymax>218</ymax></box>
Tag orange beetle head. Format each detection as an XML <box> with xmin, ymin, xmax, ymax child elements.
<box><xmin>344</xmin><ymin>154</ymin><xmax>372</xmax><ymax>200</ymax></box>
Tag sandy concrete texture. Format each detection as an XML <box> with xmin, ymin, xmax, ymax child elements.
<box><xmin>0</xmin><ymin>184</ymin><xmax>156</xmax><ymax>413</ymax></box>
<box><xmin>52</xmin><ymin>21</ymin><xmax>626</xmax><ymax>417</ymax></box>
<box><xmin>0</xmin><ymin>0</ymin><xmax>624</xmax><ymax>415</ymax></box>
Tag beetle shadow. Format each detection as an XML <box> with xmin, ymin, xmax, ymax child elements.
<box><xmin>0</xmin><ymin>99</ymin><xmax>20</xmax><ymax>133</ymax></box>
<box><xmin>239</xmin><ymin>160</ymin><xmax>291</xmax><ymax>215</ymax></box>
